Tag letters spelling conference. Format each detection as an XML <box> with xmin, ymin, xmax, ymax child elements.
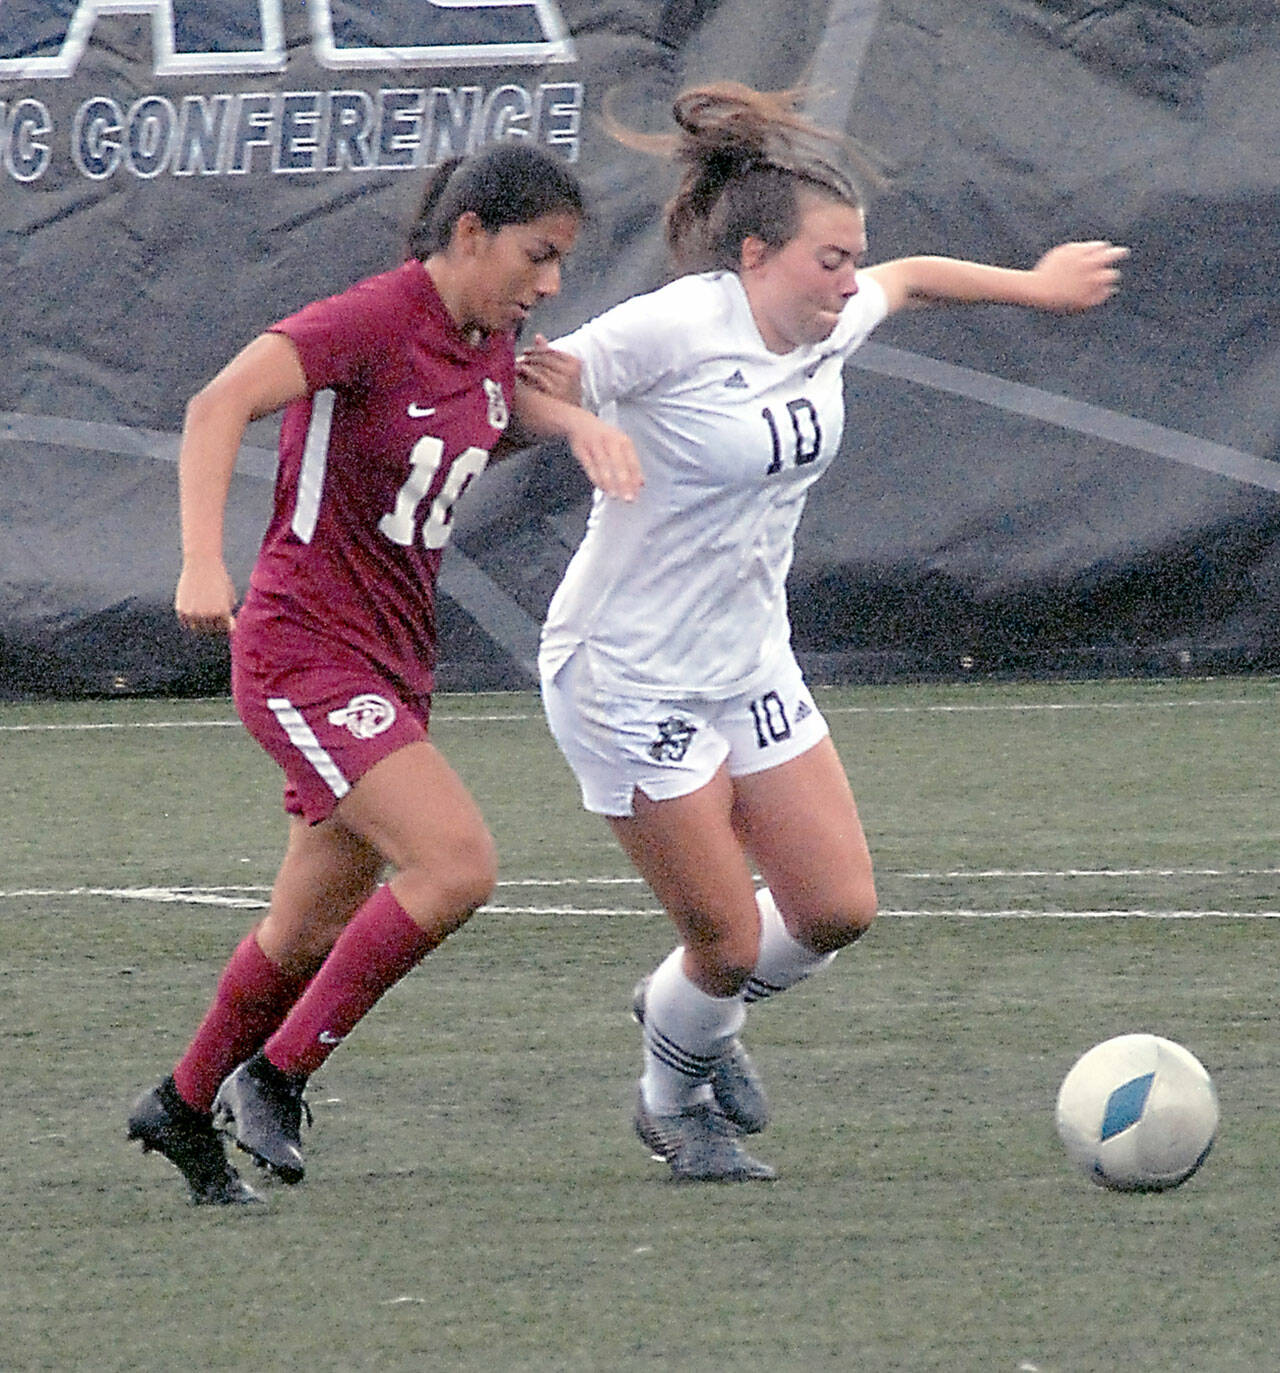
<box><xmin>0</xmin><ymin>82</ymin><xmax>584</xmax><ymax>183</ymax></box>
<box><xmin>0</xmin><ymin>0</ymin><xmax>582</xmax><ymax>182</ymax></box>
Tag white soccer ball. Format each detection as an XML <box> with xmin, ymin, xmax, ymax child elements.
<box><xmin>1055</xmin><ymin>1033</ymin><xmax>1218</xmax><ymax>1191</ymax></box>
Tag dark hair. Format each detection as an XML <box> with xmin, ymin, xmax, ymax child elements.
<box><xmin>408</xmin><ymin>143</ymin><xmax>584</xmax><ymax>258</ymax></box>
<box><xmin>606</xmin><ymin>81</ymin><xmax>882</xmax><ymax>273</ymax></box>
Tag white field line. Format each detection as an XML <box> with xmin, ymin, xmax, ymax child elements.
<box><xmin>1</xmin><ymin>694</ymin><xmax>1276</xmax><ymax>733</ymax></box>
<box><xmin>0</xmin><ymin>720</ymin><xmax>243</xmax><ymax>732</ymax></box>
<box><xmin>3</xmin><ymin>867</ymin><xmax>1279</xmax><ymax>919</ymax></box>
<box><xmin>1</xmin><ymin>886</ymin><xmax>270</xmax><ymax>908</ymax></box>
<box><xmin>896</xmin><ymin>867</ymin><xmax>1280</xmax><ymax>879</ymax></box>
<box><xmin>825</xmin><ymin>697</ymin><xmax>1273</xmax><ymax>715</ymax></box>
<box><xmin>878</xmin><ymin>909</ymin><xmax>1280</xmax><ymax>920</ymax></box>
<box><xmin>478</xmin><ymin>908</ymin><xmax>1280</xmax><ymax>919</ymax></box>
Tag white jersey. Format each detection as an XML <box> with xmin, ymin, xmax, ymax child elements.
<box><xmin>539</xmin><ymin>269</ymin><xmax>889</xmax><ymax>699</ymax></box>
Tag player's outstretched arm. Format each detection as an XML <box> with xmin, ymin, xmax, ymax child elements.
<box><xmin>175</xmin><ymin>332</ymin><xmax>309</xmax><ymax>635</ymax></box>
<box><xmin>865</xmin><ymin>240</ymin><xmax>1128</xmax><ymax>316</ymax></box>
<box><xmin>512</xmin><ymin>381</ymin><xmax>644</xmax><ymax>502</ymax></box>
<box><xmin>491</xmin><ymin>335</ymin><xmax>587</xmax><ymax>460</ymax></box>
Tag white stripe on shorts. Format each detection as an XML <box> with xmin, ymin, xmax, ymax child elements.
<box><xmin>267</xmin><ymin>697</ymin><xmax>351</xmax><ymax>801</ymax></box>
<box><xmin>292</xmin><ymin>388</ymin><xmax>335</xmax><ymax>544</ymax></box>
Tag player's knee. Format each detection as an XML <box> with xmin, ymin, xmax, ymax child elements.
<box><xmin>282</xmin><ymin>926</ymin><xmax>342</xmax><ymax>975</ymax></box>
<box><xmin>684</xmin><ymin>922</ymin><xmax>759</xmax><ymax>997</ymax></box>
<box><xmin>398</xmin><ymin>828</ymin><xmax>497</xmax><ymax>933</ymax></box>
<box><xmin>440</xmin><ymin>835</ymin><xmax>499</xmax><ymax>924</ymax></box>
<box><xmin>690</xmin><ymin>955</ymin><xmax>755</xmax><ymax>998</ymax></box>
<box><xmin>256</xmin><ymin>913</ymin><xmax>345</xmax><ymax>978</ymax></box>
<box><xmin>806</xmin><ymin>883</ymin><xmax>877</xmax><ymax>954</ymax></box>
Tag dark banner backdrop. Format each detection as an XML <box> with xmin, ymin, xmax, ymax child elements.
<box><xmin>2</xmin><ymin>0</ymin><xmax>1278</xmax><ymax>696</ymax></box>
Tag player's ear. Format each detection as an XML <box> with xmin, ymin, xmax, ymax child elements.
<box><xmin>449</xmin><ymin>210</ymin><xmax>487</xmax><ymax>255</ymax></box>
<box><xmin>740</xmin><ymin>235</ymin><xmax>769</xmax><ymax>272</ymax></box>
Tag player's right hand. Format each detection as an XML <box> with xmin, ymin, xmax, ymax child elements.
<box><xmin>175</xmin><ymin>558</ymin><xmax>237</xmax><ymax>634</ymax></box>
<box><xmin>1031</xmin><ymin>240</ymin><xmax>1129</xmax><ymax>312</ymax></box>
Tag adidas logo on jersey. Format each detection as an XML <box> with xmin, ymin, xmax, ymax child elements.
<box><xmin>722</xmin><ymin>369</ymin><xmax>749</xmax><ymax>389</ymax></box>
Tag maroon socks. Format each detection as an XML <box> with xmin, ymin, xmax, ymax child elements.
<box><xmin>261</xmin><ymin>886</ymin><xmax>441</xmax><ymax>1080</ymax></box>
<box><xmin>171</xmin><ymin>887</ymin><xmax>440</xmax><ymax>1108</ymax></box>
<box><xmin>172</xmin><ymin>932</ymin><xmax>310</xmax><ymax>1112</ymax></box>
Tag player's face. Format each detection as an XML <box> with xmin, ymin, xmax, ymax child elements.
<box><xmin>742</xmin><ymin>193</ymin><xmax>867</xmax><ymax>352</ymax></box>
<box><xmin>466</xmin><ymin>209</ymin><xmax>580</xmax><ymax>335</ymax></box>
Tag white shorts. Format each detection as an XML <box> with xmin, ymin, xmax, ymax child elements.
<box><xmin>540</xmin><ymin>648</ymin><xmax>830</xmax><ymax>816</ymax></box>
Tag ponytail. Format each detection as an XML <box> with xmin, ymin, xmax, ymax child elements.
<box><xmin>607</xmin><ymin>81</ymin><xmax>881</xmax><ymax>272</ymax></box>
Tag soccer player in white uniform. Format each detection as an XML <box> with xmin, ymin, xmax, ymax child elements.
<box><xmin>524</xmin><ymin>81</ymin><xmax>1127</xmax><ymax>1180</ymax></box>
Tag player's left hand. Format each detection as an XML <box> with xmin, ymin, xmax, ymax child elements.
<box><xmin>516</xmin><ymin>335</ymin><xmax>583</xmax><ymax>405</ymax></box>
<box><xmin>1031</xmin><ymin>240</ymin><xmax>1129</xmax><ymax>312</ymax></box>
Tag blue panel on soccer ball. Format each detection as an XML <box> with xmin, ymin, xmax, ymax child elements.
<box><xmin>1100</xmin><ymin>1072</ymin><xmax>1155</xmax><ymax>1141</ymax></box>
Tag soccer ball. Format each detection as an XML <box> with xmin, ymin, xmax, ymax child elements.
<box><xmin>1055</xmin><ymin>1033</ymin><xmax>1218</xmax><ymax>1192</ymax></box>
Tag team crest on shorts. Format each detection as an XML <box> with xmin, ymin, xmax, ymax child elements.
<box><xmin>483</xmin><ymin>377</ymin><xmax>509</xmax><ymax>431</ymax></box>
<box><xmin>327</xmin><ymin>693</ymin><xmax>396</xmax><ymax>739</ymax></box>
<box><xmin>648</xmin><ymin>716</ymin><xmax>698</xmax><ymax>762</ymax></box>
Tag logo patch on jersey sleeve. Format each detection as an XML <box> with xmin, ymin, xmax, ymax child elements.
<box><xmin>327</xmin><ymin>693</ymin><xmax>397</xmax><ymax>739</ymax></box>
<box><xmin>483</xmin><ymin>377</ymin><xmax>509</xmax><ymax>431</ymax></box>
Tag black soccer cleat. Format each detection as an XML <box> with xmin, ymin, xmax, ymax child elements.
<box><xmin>212</xmin><ymin>1051</ymin><xmax>309</xmax><ymax>1184</ymax></box>
<box><xmin>127</xmin><ymin>1077</ymin><xmax>263</xmax><ymax>1206</ymax></box>
<box><xmin>633</xmin><ymin>1083</ymin><xmax>776</xmax><ymax>1182</ymax></box>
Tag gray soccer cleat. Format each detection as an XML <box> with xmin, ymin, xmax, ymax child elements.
<box><xmin>632</xmin><ymin>976</ymin><xmax>770</xmax><ymax>1134</ymax></box>
<box><xmin>634</xmin><ymin>1083</ymin><xmax>776</xmax><ymax>1182</ymax></box>
<box><xmin>212</xmin><ymin>1051</ymin><xmax>309</xmax><ymax>1184</ymax></box>
<box><xmin>127</xmin><ymin>1077</ymin><xmax>263</xmax><ymax>1206</ymax></box>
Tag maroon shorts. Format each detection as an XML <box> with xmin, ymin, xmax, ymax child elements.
<box><xmin>231</xmin><ymin>624</ymin><xmax>431</xmax><ymax>825</ymax></box>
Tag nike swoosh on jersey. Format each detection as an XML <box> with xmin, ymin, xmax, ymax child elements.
<box><xmin>407</xmin><ymin>403</ymin><xmax>436</xmax><ymax>418</ymax></box>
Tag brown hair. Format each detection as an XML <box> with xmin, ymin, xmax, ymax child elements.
<box><xmin>607</xmin><ymin>81</ymin><xmax>881</xmax><ymax>272</ymax></box>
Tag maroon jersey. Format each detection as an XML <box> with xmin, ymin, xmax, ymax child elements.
<box><xmin>238</xmin><ymin>259</ymin><xmax>513</xmax><ymax>696</ymax></box>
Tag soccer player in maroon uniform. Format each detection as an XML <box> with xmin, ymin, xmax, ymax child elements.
<box><xmin>127</xmin><ymin>143</ymin><xmax>641</xmax><ymax>1204</ymax></box>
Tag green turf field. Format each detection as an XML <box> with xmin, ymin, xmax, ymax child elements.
<box><xmin>2</xmin><ymin>678</ymin><xmax>1277</xmax><ymax>1371</ymax></box>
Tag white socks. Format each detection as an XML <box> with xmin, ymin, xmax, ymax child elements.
<box><xmin>744</xmin><ymin>887</ymin><xmax>836</xmax><ymax>1003</ymax></box>
<box><xmin>639</xmin><ymin>947</ymin><xmax>744</xmax><ymax>1115</ymax></box>
<box><xmin>639</xmin><ymin>889</ymin><xmax>837</xmax><ymax>1114</ymax></box>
